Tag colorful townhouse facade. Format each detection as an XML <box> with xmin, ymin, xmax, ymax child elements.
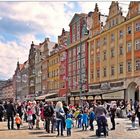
<box><xmin>58</xmin><ymin>28</ymin><xmax>69</xmax><ymax>98</ymax></box>
<box><xmin>88</xmin><ymin>2</ymin><xmax>140</xmax><ymax>102</ymax></box>
<box><xmin>67</xmin><ymin>13</ymin><xmax>89</xmax><ymax>105</ymax></box>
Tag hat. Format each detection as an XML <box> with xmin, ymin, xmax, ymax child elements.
<box><xmin>67</xmin><ymin>114</ymin><xmax>71</xmax><ymax>118</ymax></box>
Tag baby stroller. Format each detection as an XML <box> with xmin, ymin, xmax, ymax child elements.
<box><xmin>96</xmin><ymin>116</ymin><xmax>109</xmax><ymax>137</ymax></box>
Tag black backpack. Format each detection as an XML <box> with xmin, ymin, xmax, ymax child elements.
<box><xmin>44</xmin><ymin>105</ymin><xmax>54</xmax><ymax>117</ymax></box>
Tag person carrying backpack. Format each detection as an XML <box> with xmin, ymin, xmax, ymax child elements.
<box><xmin>44</xmin><ymin>101</ymin><xmax>54</xmax><ymax>133</ymax></box>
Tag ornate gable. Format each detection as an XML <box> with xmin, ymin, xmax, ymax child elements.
<box><xmin>105</xmin><ymin>1</ymin><xmax>125</xmax><ymax>30</ymax></box>
<box><xmin>69</xmin><ymin>13</ymin><xmax>81</xmax><ymax>26</ymax></box>
<box><xmin>126</xmin><ymin>1</ymin><xmax>140</xmax><ymax>20</ymax></box>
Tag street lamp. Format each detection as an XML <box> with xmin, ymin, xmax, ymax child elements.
<box><xmin>79</xmin><ymin>20</ymin><xmax>89</xmax><ymax>108</ymax></box>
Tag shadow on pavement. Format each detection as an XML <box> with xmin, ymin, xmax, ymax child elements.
<box><xmin>29</xmin><ymin>131</ymin><xmax>45</xmax><ymax>135</ymax></box>
<box><xmin>0</xmin><ymin>129</ymin><xmax>9</xmax><ymax>131</ymax></box>
<box><xmin>86</xmin><ymin>135</ymin><xmax>101</xmax><ymax>139</ymax></box>
<box><xmin>38</xmin><ymin>135</ymin><xmax>64</xmax><ymax>138</ymax></box>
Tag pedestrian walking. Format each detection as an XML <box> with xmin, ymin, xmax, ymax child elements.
<box><xmin>109</xmin><ymin>101</ymin><xmax>117</xmax><ymax>130</ymax></box>
<box><xmin>77</xmin><ymin>111</ymin><xmax>83</xmax><ymax>128</ymax></box>
<box><xmin>15</xmin><ymin>113</ymin><xmax>22</xmax><ymax>130</ymax></box>
<box><xmin>82</xmin><ymin>110</ymin><xmax>88</xmax><ymax>131</ymax></box>
<box><xmin>65</xmin><ymin>114</ymin><xmax>73</xmax><ymax>136</ymax></box>
<box><xmin>27</xmin><ymin>106</ymin><xmax>33</xmax><ymax>129</ymax></box>
<box><xmin>89</xmin><ymin>108</ymin><xmax>95</xmax><ymax>131</ymax></box>
<box><xmin>6</xmin><ymin>100</ymin><xmax>16</xmax><ymax>130</ymax></box>
<box><xmin>44</xmin><ymin>101</ymin><xmax>54</xmax><ymax>133</ymax></box>
<box><xmin>55</xmin><ymin>101</ymin><xmax>65</xmax><ymax>136</ymax></box>
<box><xmin>131</xmin><ymin>111</ymin><xmax>136</xmax><ymax>128</ymax></box>
<box><xmin>95</xmin><ymin>101</ymin><xmax>107</xmax><ymax>137</ymax></box>
<box><xmin>135</xmin><ymin>102</ymin><xmax>140</xmax><ymax>127</ymax></box>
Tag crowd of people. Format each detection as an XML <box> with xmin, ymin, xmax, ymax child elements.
<box><xmin>0</xmin><ymin>99</ymin><xmax>140</xmax><ymax>137</ymax></box>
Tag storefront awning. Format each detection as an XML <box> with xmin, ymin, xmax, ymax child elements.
<box><xmin>102</xmin><ymin>90</ymin><xmax>124</xmax><ymax>100</ymax></box>
<box><xmin>45</xmin><ymin>93</ymin><xmax>58</xmax><ymax>98</ymax></box>
<box><xmin>45</xmin><ymin>97</ymin><xmax>66</xmax><ymax>102</ymax></box>
<box><xmin>35</xmin><ymin>93</ymin><xmax>58</xmax><ymax>100</ymax></box>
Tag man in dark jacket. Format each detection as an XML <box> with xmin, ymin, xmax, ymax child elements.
<box><xmin>95</xmin><ymin>101</ymin><xmax>107</xmax><ymax>137</ymax></box>
<box><xmin>6</xmin><ymin>100</ymin><xmax>16</xmax><ymax>130</ymax></box>
<box><xmin>44</xmin><ymin>101</ymin><xmax>54</xmax><ymax>133</ymax></box>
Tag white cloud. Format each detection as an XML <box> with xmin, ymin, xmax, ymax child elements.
<box><xmin>0</xmin><ymin>40</ymin><xmax>29</xmax><ymax>79</ymax></box>
<box><xmin>0</xmin><ymin>2</ymin><xmax>73</xmax><ymax>38</ymax></box>
<box><xmin>0</xmin><ymin>1</ymin><xmax>130</xmax><ymax>80</ymax></box>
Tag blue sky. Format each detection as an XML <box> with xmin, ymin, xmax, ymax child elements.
<box><xmin>0</xmin><ymin>1</ymin><xmax>129</xmax><ymax>80</ymax></box>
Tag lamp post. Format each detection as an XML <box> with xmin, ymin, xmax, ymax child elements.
<box><xmin>79</xmin><ymin>20</ymin><xmax>88</xmax><ymax>108</ymax></box>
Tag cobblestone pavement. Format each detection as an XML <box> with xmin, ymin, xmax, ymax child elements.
<box><xmin>0</xmin><ymin>117</ymin><xmax>140</xmax><ymax>139</ymax></box>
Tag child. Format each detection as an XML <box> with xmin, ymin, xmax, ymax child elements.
<box><xmin>15</xmin><ymin>113</ymin><xmax>22</xmax><ymax>129</ymax></box>
<box><xmin>131</xmin><ymin>111</ymin><xmax>136</xmax><ymax>128</ymax></box>
<box><xmin>26</xmin><ymin>106</ymin><xmax>33</xmax><ymax>129</ymax></box>
<box><xmin>89</xmin><ymin>108</ymin><xmax>95</xmax><ymax>131</ymax></box>
<box><xmin>82</xmin><ymin>110</ymin><xmax>88</xmax><ymax>131</ymax></box>
<box><xmin>65</xmin><ymin>114</ymin><xmax>73</xmax><ymax>136</ymax></box>
<box><xmin>77</xmin><ymin>111</ymin><xmax>83</xmax><ymax>128</ymax></box>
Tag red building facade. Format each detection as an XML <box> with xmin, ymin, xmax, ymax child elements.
<box><xmin>67</xmin><ymin>13</ymin><xmax>89</xmax><ymax>105</ymax></box>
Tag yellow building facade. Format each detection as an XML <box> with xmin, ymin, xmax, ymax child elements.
<box><xmin>47</xmin><ymin>44</ymin><xmax>60</xmax><ymax>96</ymax></box>
<box><xmin>88</xmin><ymin>2</ymin><xmax>140</xmax><ymax>101</ymax></box>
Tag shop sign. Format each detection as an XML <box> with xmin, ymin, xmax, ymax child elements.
<box><xmin>102</xmin><ymin>90</ymin><xmax>124</xmax><ymax>99</ymax></box>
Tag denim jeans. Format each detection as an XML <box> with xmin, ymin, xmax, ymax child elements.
<box><xmin>56</xmin><ymin>119</ymin><xmax>63</xmax><ymax>136</ymax></box>
<box><xmin>97</xmin><ymin>116</ymin><xmax>107</xmax><ymax>136</ymax></box>
<box><xmin>132</xmin><ymin>121</ymin><xmax>135</xmax><ymax>128</ymax></box>
<box><xmin>7</xmin><ymin>115</ymin><xmax>14</xmax><ymax>129</ymax></box>
<box><xmin>67</xmin><ymin>128</ymin><xmax>71</xmax><ymax>136</ymax></box>
<box><xmin>78</xmin><ymin>119</ymin><xmax>82</xmax><ymax>128</ymax></box>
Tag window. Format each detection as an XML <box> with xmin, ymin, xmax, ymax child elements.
<box><xmin>119</xmin><ymin>46</ymin><xmax>123</xmax><ymax>55</ymax></box>
<box><xmin>97</xmin><ymin>69</ymin><xmax>100</xmax><ymax>78</ymax></box>
<box><xmin>136</xmin><ymin>22</ymin><xmax>140</xmax><ymax>31</ymax></box>
<box><xmin>127</xmin><ymin>61</ymin><xmax>132</xmax><ymax>72</ymax></box>
<box><xmin>119</xmin><ymin>63</ymin><xmax>123</xmax><ymax>74</ymax></box>
<box><xmin>111</xmin><ymin>66</ymin><xmax>115</xmax><ymax>76</ymax></box>
<box><xmin>135</xmin><ymin>39</ymin><xmax>140</xmax><ymax>50</ymax></box>
<box><xmin>135</xmin><ymin>60</ymin><xmax>140</xmax><ymax>70</ymax></box>
<box><xmin>91</xmin><ymin>71</ymin><xmax>94</xmax><ymax>79</ymax></box>
<box><xmin>77</xmin><ymin>22</ymin><xmax>80</xmax><ymax>40</ymax></box>
<box><xmin>103</xmin><ymin>67</ymin><xmax>107</xmax><ymax>77</ymax></box>
<box><xmin>68</xmin><ymin>50</ymin><xmax>71</xmax><ymax>58</ymax></box>
<box><xmin>119</xmin><ymin>30</ymin><xmax>123</xmax><ymax>38</ymax></box>
<box><xmin>72</xmin><ymin>25</ymin><xmax>76</xmax><ymax>42</ymax></box>
<box><xmin>103</xmin><ymin>51</ymin><xmax>107</xmax><ymax>60</ymax></box>
<box><xmin>128</xmin><ymin>26</ymin><xmax>132</xmax><ymax>34</ymax></box>
<box><xmin>111</xmin><ymin>48</ymin><xmax>115</xmax><ymax>57</ymax></box>
<box><xmin>127</xmin><ymin>42</ymin><xmax>132</xmax><ymax>52</ymax></box>
<box><xmin>97</xmin><ymin>40</ymin><xmax>100</xmax><ymax>47</ymax></box>
<box><xmin>103</xmin><ymin>37</ymin><xmax>107</xmax><ymax>45</ymax></box>
<box><xmin>112</xmin><ymin>19</ymin><xmax>115</xmax><ymax>26</ymax></box>
<box><xmin>111</xmin><ymin>33</ymin><xmax>115</xmax><ymax>41</ymax></box>
<box><xmin>96</xmin><ymin>53</ymin><xmax>100</xmax><ymax>62</ymax></box>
